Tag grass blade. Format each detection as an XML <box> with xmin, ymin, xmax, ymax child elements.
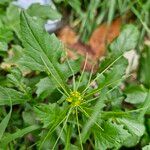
<box><xmin>76</xmin><ymin>107</ymin><xmax>83</xmax><ymax>150</ymax></box>
<box><xmin>0</xmin><ymin>90</ymin><xmax>12</xmax><ymax>140</ymax></box>
<box><xmin>52</xmin><ymin>107</ymin><xmax>72</xmax><ymax>150</ymax></box>
<box><xmin>0</xmin><ymin>125</ymin><xmax>39</xmax><ymax>147</ymax></box>
<box><xmin>0</xmin><ymin>107</ymin><xmax>12</xmax><ymax>140</ymax></box>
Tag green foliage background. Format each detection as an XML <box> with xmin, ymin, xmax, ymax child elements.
<box><xmin>0</xmin><ymin>0</ymin><xmax>150</xmax><ymax>149</ymax></box>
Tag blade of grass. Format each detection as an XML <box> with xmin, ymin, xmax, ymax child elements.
<box><xmin>107</xmin><ymin>0</ymin><xmax>116</xmax><ymax>25</ymax></box>
<box><xmin>0</xmin><ymin>125</ymin><xmax>39</xmax><ymax>147</ymax></box>
<box><xmin>0</xmin><ymin>90</ymin><xmax>12</xmax><ymax>140</ymax></box>
<box><xmin>131</xmin><ymin>6</ymin><xmax>150</xmax><ymax>34</ymax></box>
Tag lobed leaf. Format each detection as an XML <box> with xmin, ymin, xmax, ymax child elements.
<box><xmin>94</xmin><ymin>121</ymin><xmax>130</xmax><ymax>149</ymax></box>
<box><xmin>20</xmin><ymin>11</ymin><xmax>81</xmax><ymax>94</ymax></box>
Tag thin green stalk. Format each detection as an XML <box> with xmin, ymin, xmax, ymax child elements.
<box><xmin>76</xmin><ymin>54</ymin><xmax>88</xmax><ymax>91</ymax></box>
<box><xmin>39</xmin><ymin>107</ymin><xmax>69</xmax><ymax>149</ymax></box>
<box><xmin>79</xmin><ymin>106</ymin><xmax>103</xmax><ymax>131</ymax></box>
<box><xmin>52</xmin><ymin>107</ymin><xmax>72</xmax><ymax>150</ymax></box>
<box><xmin>83</xmin><ymin>55</ymin><xmax>123</xmax><ymax>94</ymax></box>
<box><xmin>81</xmin><ymin>97</ymin><xmax>98</xmax><ymax>105</ymax></box>
<box><xmin>84</xmin><ymin>74</ymin><xmax>130</xmax><ymax>98</ymax></box>
<box><xmin>67</xmin><ymin>58</ymin><xmax>76</xmax><ymax>91</ymax></box>
<box><xmin>76</xmin><ymin>107</ymin><xmax>83</xmax><ymax>150</ymax></box>
<box><xmin>82</xmin><ymin>64</ymin><xmax>95</xmax><ymax>95</ymax></box>
<box><xmin>41</xmin><ymin>56</ymin><xmax>69</xmax><ymax>96</ymax></box>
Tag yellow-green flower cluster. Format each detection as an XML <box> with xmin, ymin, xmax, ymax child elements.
<box><xmin>66</xmin><ymin>91</ymin><xmax>83</xmax><ymax>106</ymax></box>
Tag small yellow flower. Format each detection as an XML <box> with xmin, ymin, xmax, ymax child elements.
<box><xmin>66</xmin><ymin>91</ymin><xmax>83</xmax><ymax>106</ymax></box>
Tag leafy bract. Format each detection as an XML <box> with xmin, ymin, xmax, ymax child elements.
<box><xmin>20</xmin><ymin>11</ymin><xmax>81</xmax><ymax>94</ymax></box>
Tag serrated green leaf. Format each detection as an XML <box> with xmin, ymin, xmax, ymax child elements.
<box><xmin>117</xmin><ymin>118</ymin><xmax>145</xmax><ymax>137</ymax></box>
<box><xmin>0</xmin><ymin>86</ymin><xmax>29</xmax><ymax>105</ymax></box>
<box><xmin>106</xmin><ymin>88</ymin><xmax>124</xmax><ymax>110</ymax></box>
<box><xmin>7</xmin><ymin>68</ymin><xmax>22</xmax><ymax>85</ymax></box>
<box><xmin>20</xmin><ymin>11</ymin><xmax>81</xmax><ymax>94</ymax></box>
<box><xmin>7</xmin><ymin>68</ymin><xmax>31</xmax><ymax>97</ymax></box>
<box><xmin>93</xmin><ymin>121</ymin><xmax>130</xmax><ymax>150</ymax></box>
<box><xmin>109</xmin><ymin>24</ymin><xmax>139</xmax><ymax>56</ymax></box>
<box><xmin>27</xmin><ymin>3</ymin><xmax>61</xmax><ymax>20</ymax></box>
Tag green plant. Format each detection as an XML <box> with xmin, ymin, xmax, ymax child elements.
<box><xmin>0</xmin><ymin>10</ymin><xmax>150</xmax><ymax>149</ymax></box>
